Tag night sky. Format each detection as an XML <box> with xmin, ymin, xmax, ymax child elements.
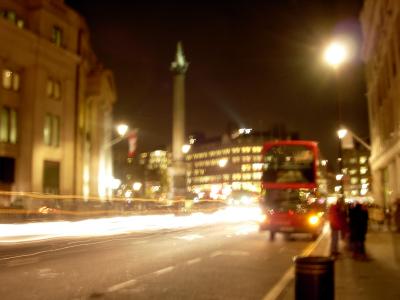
<box><xmin>66</xmin><ymin>0</ymin><xmax>368</xmax><ymax>163</ymax></box>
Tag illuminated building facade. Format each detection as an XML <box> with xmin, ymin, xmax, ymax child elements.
<box><xmin>185</xmin><ymin>136</ymin><xmax>264</xmax><ymax>195</ymax></box>
<box><xmin>341</xmin><ymin>145</ymin><xmax>371</xmax><ymax>200</ymax></box>
<box><xmin>139</xmin><ymin>150</ymin><xmax>171</xmax><ymax>197</ymax></box>
<box><xmin>360</xmin><ymin>0</ymin><xmax>399</xmax><ymax>207</ymax></box>
<box><xmin>0</xmin><ymin>0</ymin><xmax>116</xmax><ymax>198</ymax></box>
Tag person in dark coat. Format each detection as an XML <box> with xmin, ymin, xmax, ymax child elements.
<box><xmin>328</xmin><ymin>200</ymin><xmax>346</xmax><ymax>256</ymax></box>
<box><xmin>348</xmin><ymin>202</ymin><xmax>369</xmax><ymax>259</ymax></box>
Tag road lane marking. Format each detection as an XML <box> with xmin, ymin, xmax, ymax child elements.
<box><xmin>210</xmin><ymin>250</ymin><xmax>249</xmax><ymax>258</ymax></box>
<box><xmin>106</xmin><ymin>265</ymin><xmax>176</xmax><ymax>293</ymax></box>
<box><xmin>0</xmin><ymin>233</ymin><xmax>163</xmax><ymax>262</ymax></box>
<box><xmin>154</xmin><ymin>266</ymin><xmax>174</xmax><ymax>276</ymax></box>
<box><xmin>186</xmin><ymin>257</ymin><xmax>202</xmax><ymax>265</ymax></box>
<box><xmin>176</xmin><ymin>234</ymin><xmax>203</xmax><ymax>241</ymax></box>
<box><xmin>6</xmin><ymin>257</ymin><xmax>39</xmax><ymax>267</ymax></box>
<box><xmin>107</xmin><ymin>279</ymin><xmax>137</xmax><ymax>292</ymax></box>
<box><xmin>261</xmin><ymin>229</ymin><xmax>328</xmax><ymax>300</ymax></box>
<box><xmin>38</xmin><ymin>268</ymin><xmax>59</xmax><ymax>279</ymax></box>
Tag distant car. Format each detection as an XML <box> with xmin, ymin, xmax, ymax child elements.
<box><xmin>227</xmin><ymin>191</ymin><xmax>259</xmax><ymax>206</ymax></box>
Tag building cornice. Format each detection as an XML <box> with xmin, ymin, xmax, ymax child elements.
<box><xmin>370</xmin><ymin>137</ymin><xmax>400</xmax><ymax>171</ymax></box>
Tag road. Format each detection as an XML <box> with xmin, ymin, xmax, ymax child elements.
<box><xmin>0</xmin><ymin>213</ymin><xmax>317</xmax><ymax>300</ymax></box>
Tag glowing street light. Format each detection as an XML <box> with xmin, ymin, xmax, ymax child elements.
<box><xmin>132</xmin><ymin>182</ymin><xmax>142</xmax><ymax>191</ymax></box>
<box><xmin>116</xmin><ymin>124</ymin><xmax>129</xmax><ymax>137</ymax></box>
<box><xmin>218</xmin><ymin>158</ymin><xmax>228</xmax><ymax>168</ymax></box>
<box><xmin>181</xmin><ymin>144</ymin><xmax>191</xmax><ymax>154</ymax></box>
<box><xmin>337</xmin><ymin>128</ymin><xmax>348</xmax><ymax>139</ymax></box>
<box><xmin>336</xmin><ymin>174</ymin><xmax>344</xmax><ymax>181</ymax></box>
<box><xmin>323</xmin><ymin>41</ymin><xmax>348</xmax><ymax>69</ymax></box>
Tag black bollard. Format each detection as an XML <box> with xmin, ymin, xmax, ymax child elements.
<box><xmin>294</xmin><ymin>256</ymin><xmax>334</xmax><ymax>300</ymax></box>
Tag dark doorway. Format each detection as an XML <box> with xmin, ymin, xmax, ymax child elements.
<box><xmin>43</xmin><ymin>161</ymin><xmax>60</xmax><ymax>194</ymax></box>
<box><xmin>0</xmin><ymin>157</ymin><xmax>15</xmax><ymax>187</ymax></box>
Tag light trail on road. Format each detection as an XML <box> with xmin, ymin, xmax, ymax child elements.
<box><xmin>0</xmin><ymin>206</ymin><xmax>262</xmax><ymax>243</ymax></box>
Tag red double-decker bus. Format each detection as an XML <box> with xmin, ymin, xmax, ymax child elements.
<box><xmin>258</xmin><ymin>140</ymin><xmax>325</xmax><ymax>241</ymax></box>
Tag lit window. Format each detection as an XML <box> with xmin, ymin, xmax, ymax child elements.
<box><xmin>232</xmin><ymin>156</ymin><xmax>241</xmax><ymax>163</ymax></box>
<box><xmin>2</xmin><ymin>70</ymin><xmax>20</xmax><ymax>91</ymax></box>
<box><xmin>47</xmin><ymin>80</ymin><xmax>54</xmax><ymax>97</ymax></box>
<box><xmin>253</xmin><ymin>172</ymin><xmax>262</xmax><ymax>180</ymax></box>
<box><xmin>44</xmin><ymin>114</ymin><xmax>52</xmax><ymax>145</ymax></box>
<box><xmin>9</xmin><ymin>109</ymin><xmax>17</xmax><ymax>144</ymax></box>
<box><xmin>52</xmin><ymin>26</ymin><xmax>63</xmax><ymax>47</ymax></box>
<box><xmin>222</xmin><ymin>148</ymin><xmax>231</xmax><ymax>155</ymax></box>
<box><xmin>232</xmin><ymin>182</ymin><xmax>241</xmax><ymax>190</ymax></box>
<box><xmin>0</xmin><ymin>107</ymin><xmax>9</xmax><ymax>142</ymax></box>
<box><xmin>349</xmin><ymin>169</ymin><xmax>357</xmax><ymax>175</ymax></box>
<box><xmin>44</xmin><ymin>113</ymin><xmax>60</xmax><ymax>147</ymax></box>
<box><xmin>2</xmin><ymin>70</ymin><xmax>12</xmax><ymax>89</ymax></box>
<box><xmin>349</xmin><ymin>157</ymin><xmax>357</xmax><ymax>164</ymax></box>
<box><xmin>223</xmin><ymin>174</ymin><xmax>230</xmax><ymax>181</ymax></box>
<box><xmin>232</xmin><ymin>173</ymin><xmax>242</xmax><ymax>180</ymax></box>
<box><xmin>359</xmin><ymin>156</ymin><xmax>368</xmax><ymax>164</ymax></box>
<box><xmin>351</xmin><ymin>190</ymin><xmax>358</xmax><ymax>196</ymax></box>
<box><xmin>12</xmin><ymin>72</ymin><xmax>20</xmax><ymax>91</ymax></box>
<box><xmin>242</xmin><ymin>156</ymin><xmax>251</xmax><ymax>162</ymax></box>
<box><xmin>252</xmin><ymin>146</ymin><xmax>262</xmax><ymax>153</ymax></box>
<box><xmin>16</xmin><ymin>19</ymin><xmax>24</xmax><ymax>28</ymax></box>
<box><xmin>241</xmin><ymin>164</ymin><xmax>251</xmax><ymax>172</ymax></box>
<box><xmin>241</xmin><ymin>147</ymin><xmax>251</xmax><ymax>153</ymax></box>
<box><xmin>350</xmin><ymin>177</ymin><xmax>359</xmax><ymax>185</ymax></box>
<box><xmin>253</xmin><ymin>155</ymin><xmax>262</xmax><ymax>162</ymax></box>
<box><xmin>7</xmin><ymin>11</ymin><xmax>16</xmax><ymax>22</ymax></box>
<box><xmin>252</xmin><ymin>163</ymin><xmax>263</xmax><ymax>171</ymax></box>
<box><xmin>242</xmin><ymin>174</ymin><xmax>252</xmax><ymax>180</ymax></box>
<box><xmin>360</xmin><ymin>178</ymin><xmax>368</xmax><ymax>184</ymax></box>
<box><xmin>360</xmin><ymin>166</ymin><xmax>368</xmax><ymax>175</ymax></box>
<box><xmin>232</xmin><ymin>147</ymin><xmax>240</xmax><ymax>154</ymax></box>
<box><xmin>0</xmin><ymin>107</ymin><xmax>17</xmax><ymax>144</ymax></box>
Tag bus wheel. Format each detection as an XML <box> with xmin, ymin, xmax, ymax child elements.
<box><xmin>269</xmin><ymin>231</ymin><xmax>276</xmax><ymax>241</ymax></box>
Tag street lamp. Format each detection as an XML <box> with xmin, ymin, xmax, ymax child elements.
<box><xmin>337</xmin><ymin>127</ymin><xmax>371</xmax><ymax>151</ymax></box>
<box><xmin>181</xmin><ymin>144</ymin><xmax>191</xmax><ymax>154</ymax></box>
<box><xmin>323</xmin><ymin>41</ymin><xmax>348</xmax><ymax>69</ymax></box>
<box><xmin>103</xmin><ymin>124</ymin><xmax>130</xmax><ymax>149</ymax></box>
<box><xmin>337</xmin><ymin>128</ymin><xmax>348</xmax><ymax>139</ymax></box>
<box><xmin>116</xmin><ymin>124</ymin><xmax>129</xmax><ymax>137</ymax></box>
<box><xmin>323</xmin><ymin>40</ymin><xmax>349</xmax><ymax>201</ymax></box>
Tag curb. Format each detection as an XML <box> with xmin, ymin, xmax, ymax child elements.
<box><xmin>263</xmin><ymin>227</ymin><xmax>331</xmax><ymax>300</ymax></box>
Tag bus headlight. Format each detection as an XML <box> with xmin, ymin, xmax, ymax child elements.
<box><xmin>308</xmin><ymin>215</ymin><xmax>319</xmax><ymax>226</ymax></box>
<box><xmin>258</xmin><ymin>214</ymin><xmax>268</xmax><ymax>223</ymax></box>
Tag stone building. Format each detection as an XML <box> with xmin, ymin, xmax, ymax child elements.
<box><xmin>360</xmin><ymin>0</ymin><xmax>400</xmax><ymax>208</ymax></box>
<box><xmin>0</xmin><ymin>0</ymin><xmax>116</xmax><ymax>198</ymax></box>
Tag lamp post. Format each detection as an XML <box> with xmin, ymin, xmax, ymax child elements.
<box><xmin>337</xmin><ymin>127</ymin><xmax>371</xmax><ymax>152</ymax></box>
<box><xmin>323</xmin><ymin>40</ymin><xmax>348</xmax><ymax>200</ymax></box>
<box><xmin>337</xmin><ymin>127</ymin><xmax>371</xmax><ymax>200</ymax></box>
<box><xmin>104</xmin><ymin>123</ymin><xmax>129</xmax><ymax>149</ymax></box>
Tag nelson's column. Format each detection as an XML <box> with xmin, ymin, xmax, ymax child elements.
<box><xmin>169</xmin><ymin>42</ymin><xmax>189</xmax><ymax>198</ymax></box>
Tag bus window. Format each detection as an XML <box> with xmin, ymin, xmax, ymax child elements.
<box><xmin>263</xmin><ymin>145</ymin><xmax>315</xmax><ymax>184</ymax></box>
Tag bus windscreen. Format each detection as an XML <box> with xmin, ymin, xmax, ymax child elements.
<box><xmin>263</xmin><ymin>145</ymin><xmax>315</xmax><ymax>184</ymax></box>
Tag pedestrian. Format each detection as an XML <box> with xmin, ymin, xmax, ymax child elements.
<box><xmin>348</xmin><ymin>202</ymin><xmax>369</xmax><ymax>260</ymax></box>
<box><xmin>328</xmin><ymin>199</ymin><xmax>346</xmax><ymax>257</ymax></box>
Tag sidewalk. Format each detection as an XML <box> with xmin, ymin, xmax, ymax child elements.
<box><xmin>279</xmin><ymin>228</ymin><xmax>400</xmax><ymax>299</ymax></box>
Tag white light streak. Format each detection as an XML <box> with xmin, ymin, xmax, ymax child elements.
<box><xmin>0</xmin><ymin>207</ymin><xmax>263</xmax><ymax>243</ymax></box>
